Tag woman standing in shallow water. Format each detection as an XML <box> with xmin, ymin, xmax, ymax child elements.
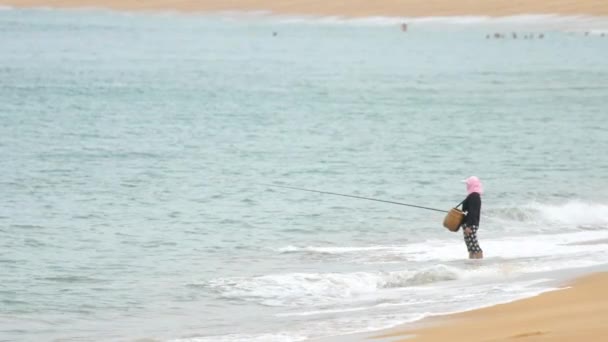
<box><xmin>461</xmin><ymin>176</ymin><xmax>483</xmax><ymax>259</ymax></box>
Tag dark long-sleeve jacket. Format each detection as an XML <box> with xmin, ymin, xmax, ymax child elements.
<box><xmin>462</xmin><ymin>192</ymin><xmax>481</xmax><ymax>227</ymax></box>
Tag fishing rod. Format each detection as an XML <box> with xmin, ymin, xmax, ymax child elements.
<box><xmin>260</xmin><ymin>183</ymin><xmax>448</xmax><ymax>213</ymax></box>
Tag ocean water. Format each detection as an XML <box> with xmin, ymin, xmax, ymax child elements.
<box><xmin>1</xmin><ymin>7</ymin><xmax>608</xmax><ymax>342</ymax></box>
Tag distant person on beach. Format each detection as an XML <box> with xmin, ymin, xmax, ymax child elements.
<box><xmin>401</xmin><ymin>23</ymin><xmax>408</xmax><ymax>32</ymax></box>
<box><xmin>461</xmin><ymin>176</ymin><xmax>483</xmax><ymax>259</ymax></box>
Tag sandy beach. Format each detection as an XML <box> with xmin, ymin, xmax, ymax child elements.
<box><xmin>375</xmin><ymin>272</ymin><xmax>608</xmax><ymax>342</ymax></box>
<box><xmin>3</xmin><ymin>0</ymin><xmax>608</xmax><ymax>17</ymax></box>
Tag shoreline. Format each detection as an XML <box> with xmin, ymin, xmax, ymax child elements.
<box><xmin>368</xmin><ymin>270</ymin><xmax>608</xmax><ymax>342</ymax></box>
<box><xmin>310</xmin><ymin>264</ymin><xmax>608</xmax><ymax>342</ymax></box>
<box><xmin>3</xmin><ymin>1</ymin><xmax>608</xmax><ymax>17</ymax></box>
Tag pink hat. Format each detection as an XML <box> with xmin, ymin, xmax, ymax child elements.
<box><xmin>464</xmin><ymin>176</ymin><xmax>483</xmax><ymax>195</ymax></box>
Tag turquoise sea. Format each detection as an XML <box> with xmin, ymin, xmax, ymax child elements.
<box><xmin>1</xmin><ymin>7</ymin><xmax>608</xmax><ymax>342</ymax></box>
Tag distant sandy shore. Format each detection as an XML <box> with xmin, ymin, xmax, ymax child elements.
<box><xmin>374</xmin><ymin>272</ymin><xmax>608</xmax><ymax>342</ymax></box>
<box><xmin>3</xmin><ymin>0</ymin><xmax>608</xmax><ymax>17</ymax></box>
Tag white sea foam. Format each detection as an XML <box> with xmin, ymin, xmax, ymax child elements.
<box><xmin>275</xmin><ymin>227</ymin><xmax>608</xmax><ymax>266</ymax></box>
<box><xmin>224</xmin><ymin>12</ymin><xmax>608</xmax><ymax>31</ymax></box>
<box><xmin>533</xmin><ymin>200</ymin><xmax>608</xmax><ymax>227</ymax></box>
<box><xmin>202</xmin><ymin>256</ymin><xmax>595</xmax><ymax>308</ymax></box>
<box><xmin>276</xmin><ymin>245</ymin><xmax>400</xmax><ymax>254</ymax></box>
<box><xmin>175</xmin><ymin>281</ymin><xmax>562</xmax><ymax>342</ymax></box>
<box><xmin>489</xmin><ymin>199</ymin><xmax>608</xmax><ymax>222</ymax></box>
<box><xmin>169</xmin><ymin>313</ymin><xmax>424</xmax><ymax>342</ymax></box>
<box><xmin>205</xmin><ymin>265</ymin><xmax>461</xmax><ymax>307</ymax></box>
<box><xmin>267</xmin><ymin>13</ymin><xmax>608</xmax><ymax>26</ymax></box>
<box><xmin>170</xmin><ymin>332</ymin><xmax>307</xmax><ymax>342</ymax></box>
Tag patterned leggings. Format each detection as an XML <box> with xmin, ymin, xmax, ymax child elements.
<box><xmin>463</xmin><ymin>225</ymin><xmax>482</xmax><ymax>254</ymax></box>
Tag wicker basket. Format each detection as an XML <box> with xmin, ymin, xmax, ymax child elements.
<box><xmin>443</xmin><ymin>208</ymin><xmax>464</xmax><ymax>232</ymax></box>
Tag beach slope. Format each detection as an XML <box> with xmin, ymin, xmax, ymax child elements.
<box><xmin>3</xmin><ymin>0</ymin><xmax>608</xmax><ymax>16</ymax></box>
<box><xmin>376</xmin><ymin>272</ymin><xmax>608</xmax><ymax>342</ymax></box>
